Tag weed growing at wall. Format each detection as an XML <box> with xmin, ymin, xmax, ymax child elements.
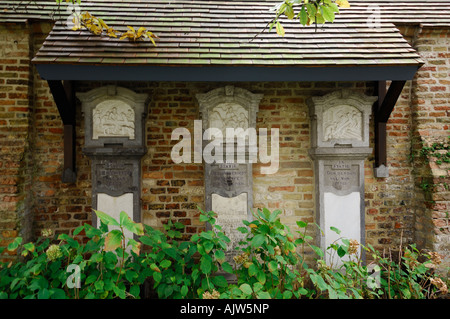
<box><xmin>0</xmin><ymin>208</ymin><xmax>448</xmax><ymax>299</ymax></box>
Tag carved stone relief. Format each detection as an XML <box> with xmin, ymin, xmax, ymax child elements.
<box><xmin>92</xmin><ymin>100</ymin><xmax>135</xmax><ymax>140</ymax></box>
<box><xmin>209</xmin><ymin>102</ymin><xmax>249</xmax><ymax>134</ymax></box>
<box><xmin>323</xmin><ymin>105</ymin><xmax>362</xmax><ymax>141</ymax></box>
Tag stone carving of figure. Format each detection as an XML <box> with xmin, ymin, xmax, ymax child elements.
<box><xmin>323</xmin><ymin>105</ymin><xmax>362</xmax><ymax>141</ymax></box>
<box><xmin>92</xmin><ymin>101</ymin><xmax>135</xmax><ymax>139</ymax></box>
<box><xmin>209</xmin><ymin>103</ymin><xmax>249</xmax><ymax>134</ymax></box>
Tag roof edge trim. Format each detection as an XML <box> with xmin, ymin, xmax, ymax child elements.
<box><xmin>35</xmin><ymin>64</ymin><xmax>421</xmax><ymax>82</ymax></box>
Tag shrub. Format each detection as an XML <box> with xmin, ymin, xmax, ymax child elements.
<box><xmin>0</xmin><ymin>208</ymin><xmax>447</xmax><ymax>299</ymax></box>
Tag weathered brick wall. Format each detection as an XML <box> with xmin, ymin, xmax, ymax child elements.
<box><xmin>364</xmin><ymin>80</ymin><xmax>417</xmax><ymax>254</ymax></box>
<box><xmin>410</xmin><ymin>27</ymin><xmax>450</xmax><ymax>273</ymax></box>
<box><xmin>31</xmin><ymin>30</ymin><xmax>92</xmax><ymax>244</ymax></box>
<box><xmin>0</xmin><ymin>23</ymin><xmax>36</xmax><ymax>262</ymax></box>
<box><xmin>1</xmin><ymin>23</ymin><xmax>447</xmax><ymax>272</ymax></box>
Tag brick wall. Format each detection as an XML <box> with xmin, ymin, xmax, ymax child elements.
<box><xmin>0</xmin><ymin>23</ymin><xmax>35</xmax><ymax>262</ymax></box>
<box><xmin>363</xmin><ymin>80</ymin><xmax>417</xmax><ymax>253</ymax></box>
<box><xmin>410</xmin><ymin>27</ymin><xmax>450</xmax><ymax>272</ymax></box>
<box><xmin>0</xmin><ymin>22</ymin><xmax>448</xmax><ymax>271</ymax></box>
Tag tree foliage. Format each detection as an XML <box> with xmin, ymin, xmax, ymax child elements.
<box><xmin>270</xmin><ymin>0</ymin><xmax>351</xmax><ymax>36</ymax></box>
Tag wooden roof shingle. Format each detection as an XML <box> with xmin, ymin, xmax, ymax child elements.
<box><xmin>2</xmin><ymin>0</ymin><xmax>446</xmax><ymax>80</ymax></box>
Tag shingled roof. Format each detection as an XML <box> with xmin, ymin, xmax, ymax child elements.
<box><xmin>3</xmin><ymin>0</ymin><xmax>448</xmax><ymax>81</ymax></box>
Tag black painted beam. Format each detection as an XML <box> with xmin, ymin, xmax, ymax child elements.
<box><xmin>47</xmin><ymin>80</ymin><xmax>77</xmax><ymax>183</ymax></box>
<box><xmin>374</xmin><ymin>80</ymin><xmax>406</xmax><ymax>171</ymax></box>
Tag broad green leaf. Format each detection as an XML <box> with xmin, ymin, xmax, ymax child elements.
<box><xmin>181</xmin><ymin>285</ymin><xmax>188</xmax><ymax>297</ymax></box>
<box><xmin>49</xmin><ymin>288</ymin><xmax>66</xmax><ymax>299</ymax></box>
<box><xmin>299</xmin><ymin>5</ymin><xmax>308</xmax><ymax>25</ymax></box>
<box><xmin>257</xmin><ymin>270</ymin><xmax>266</xmax><ymax>284</ymax></box>
<box><xmin>268</xmin><ymin>261</ymin><xmax>278</xmax><ymax>273</ymax></box>
<box><xmin>337</xmin><ymin>246</ymin><xmax>347</xmax><ymax>258</ymax></box>
<box><xmin>269</xmin><ymin>209</ymin><xmax>282</xmax><ymax>222</ymax></box>
<box><xmin>306</xmin><ymin>3</ymin><xmax>317</xmax><ymax>17</ymax></box>
<box><xmin>212</xmin><ymin>275</ymin><xmax>228</xmax><ymax>288</ymax></box>
<box><xmin>203</xmin><ymin>241</ymin><xmax>214</xmax><ymax>254</ymax></box>
<box><xmin>275</xmin><ymin>21</ymin><xmax>285</xmax><ymax>37</ymax></box>
<box><xmin>240</xmin><ymin>283</ymin><xmax>252</xmax><ymax>295</ymax></box>
<box><xmin>160</xmin><ymin>260</ymin><xmax>172</xmax><ymax>268</ymax></box>
<box><xmin>153</xmin><ymin>272</ymin><xmax>162</xmax><ymax>283</ymax></box>
<box><xmin>38</xmin><ymin>288</ymin><xmax>50</xmax><ymax>299</ymax></box>
<box><xmin>222</xmin><ymin>262</ymin><xmax>234</xmax><ymax>274</ymax></box>
<box><xmin>120</xmin><ymin>211</ymin><xmax>144</xmax><ymax>235</ymax></box>
<box><xmin>7</xmin><ymin>237</ymin><xmax>22</xmax><ymax>251</ymax></box>
<box><xmin>200</xmin><ymin>255</ymin><xmax>212</xmax><ymax>274</ymax></box>
<box><xmin>89</xmin><ymin>253</ymin><xmax>103</xmax><ymax>263</ymax></box>
<box><xmin>23</xmin><ymin>242</ymin><xmax>35</xmax><ymax>252</ymax></box>
<box><xmin>200</xmin><ymin>231</ymin><xmax>213</xmax><ymax>240</ymax></box>
<box><xmin>73</xmin><ymin>225</ymin><xmax>84</xmax><ymax>236</ymax></box>
<box><xmin>214</xmin><ymin>250</ymin><xmax>226</xmax><ymax>264</ymax></box>
<box><xmin>94</xmin><ymin>280</ymin><xmax>104</xmax><ymax>291</ymax></box>
<box><xmin>94</xmin><ymin>210</ymin><xmax>119</xmax><ymax>227</ymax></box>
<box><xmin>164</xmin><ymin>285</ymin><xmax>174</xmax><ymax>298</ymax></box>
<box><xmin>104</xmin><ymin>230</ymin><xmax>123</xmax><ymax>251</ymax></box>
<box><xmin>296</xmin><ymin>220</ymin><xmax>308</xmax><ymax>228</ymax></box>
<box><xmin>130</xmin><ymin>285</ymin><xmax>140</xmax><ymax>298</ymax></box>
<box><xmin>139</xmin><ymin>235</ymin><xmax>154</xmax><ymax>246</ymax></box>
<box><xmin>251</xmin><ymin>234</ymin><xmax>266</xmax><ymax>248</ymax></box>
<box><xmin>125</xmin><ymin>270</ymin><xmax>137</xmax><ymax>282</ymax></box>
<box><xmin>257</xmin><ymin>291</ymin><xmax>271</xmax><ymax>299</ymax></box>
<box><xmin>283</xmin><ymin>290</ymin><xmax>293</xmax><ymax>299</ymax></box>
<box><xmin>321</xmin><ymin>6</ymin><xmax>335</xmax><ymax>21</ymax></box>
<box><xmin>163</xmin><ymin>247</ymin><xmax>179</xmax><ymax>260</ymax></box>
<box><xmin>310</xmin><ymin>244</ymin><xmax>324</xmax><ymax>258</ymax></box>
<box><xmin>284</xmin><ymin>4</ymin><xmax>295</xmax><ymax>19</ymax></box>
<box><xmin>128</xmin><ymin>238</ymin><xmax>141</xmax><ymax>255</ymax></box>
<box><xmin>85</xmin><ymin>274</ymin><xmax>97</xmax><ymax>285</ymax></box>
<box><xmin>253</xmin><ymin>282</ymin><xmax>263</xmax><ymax>292</ymax></box>
<box><xmin>330</xmin><ymin>226</ymin><xmax>341</xmax><ymax>235</ymax></box>
<box><xmin>248</xmin><ymin>263</ymin><xmax>258</xmax><ymax>277</ymax></box>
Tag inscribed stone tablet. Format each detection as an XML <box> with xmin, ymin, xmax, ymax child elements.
<box><xmin>324</xmin><ymin>191</ymin><xmax>361</xmax><ymax>266</ymax></box>
<box><xmin>95</xmin><ymin>161</ymin><xmax>133</xmax><ymax>193</ymax></box>
<box><xmin>210</xmin><ymin>169</ymin><xmax>247</xmax><ymax>190</ymax></box>
<box><xmin>212</xmin><ymin>192</ymin><xmax>248</xmax><ymax>262</ymax></box>
<box><xmin>324</xmin><ymin>163</ymin><xmax>359</xmax><ymax>191</ymax></box>
<box><xmin>97</xmin><ymin>193</ymin><xmax>134</xmax><ymax>242</ymax></box>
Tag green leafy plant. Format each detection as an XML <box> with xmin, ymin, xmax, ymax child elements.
<box><xmin>0</xmin><ymin>210</ymin><xmax>147</xmax><ymax>299</ymax></box>
<box><xmin>221</xmin><ymin>208</ymin><xmax>311</xmax><ymax>299</ymax></box>
<box><xmin>368</xmin><ymin>244</ymin><xmax>448</xmax><ymax>299</ymax></box>
<box><xmin>1</xmin><ymin>207</ymin><xmax>447</xmax><ymax>300</ymax></box>
<box><xmin>138</xmin><ymin>209</ymin><xmax>231</xmax><ymax>299</ymax></box>
<box><xmin>270</xmin><ymin>0</ymin><xmax>351</xmax><ymax>36</ymax></box>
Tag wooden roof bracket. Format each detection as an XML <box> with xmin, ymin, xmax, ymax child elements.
<box><xmin>47</xmin><ymin>80</ymin><xmax>77</xmax><ymax>183</ymax></box>
<box><xmin>373</xmin><ymin>80</ymin><xmax>407</xmax><ymax>178</ymax></box>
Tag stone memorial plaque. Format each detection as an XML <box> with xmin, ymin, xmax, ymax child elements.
<box><xmin>324</xmin><ymin>163</ymin><xmax>359</xmax><ymax>191</ymax></box>
<box><xmin>78</xmin><ymin>86</ymin><xmax>149</xmax><ymax>236</ymax></box>
<box><xmin>95</xmin><ymin>161</ymin><xmax>134</xmax><ymax>193</ymax></box>
<box><xmin>211</xmin><ymin>168</ymin><xmax>248</xmax><ymax>190</ymax></box>
<box><xmin>97</xmin><ymin>193</ymin><xmax>134</xmax><ymax>241</ymax></box>
<box><xmin>197</xmin><ymin>86</ymin><xmax>263</xmax><ymax>276</ymax></box>
<box><xmin>212</xmin><ymin>192</ymin><xmax>248</xmax><ymax>262</ymax></box>
<box><xmin>324</xmin><ymin>192</ymin><xmax>361</xmax><ymax>265</ymax></box>
<box><xmin>308</xmin><ymin>90</ymin><xmax>376</xmax><ymax>267</ymax></box>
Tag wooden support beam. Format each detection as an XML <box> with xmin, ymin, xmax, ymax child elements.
<box><xmin>377</xmin><ymin>80</ymin><xmax>407</xmax><ymax>123</ymax></box>
<box><xmin>373</xmin><ymin>80</ymin><xmax>406</xmax><ymax>176</ymax></box>
<box><xmin>48</xmin><ymin>80</ymin><xmax>77</xmax><ymax>183</ymax></box>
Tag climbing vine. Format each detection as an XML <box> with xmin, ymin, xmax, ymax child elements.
<box><xmin>420</xmin><ymin>136</ymin><xmax>450</xmax><ymax>166</ymax></box>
